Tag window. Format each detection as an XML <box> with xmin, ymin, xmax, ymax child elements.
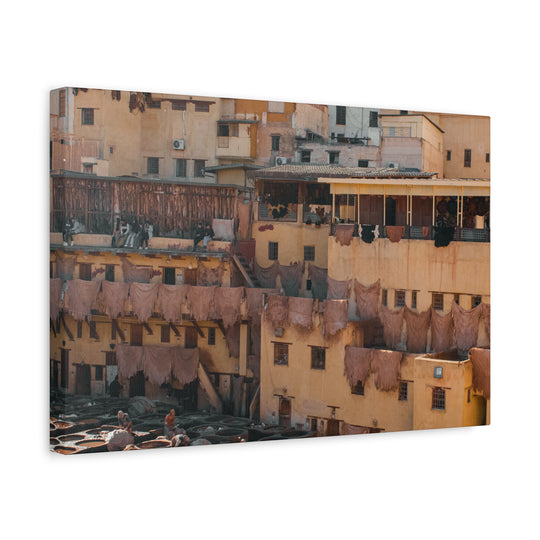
<box><xmin>464</xmin><ymin>149</ymin><xmax>472</xmax><ymax>167</ymax></box>
<box><xmin>274</xmin><ymin>342</ymin><xmax>289</xmax><ymax>366</ymax></box>
<box><xmin>271</xmin><ymin>135</ymin><xmax>280</xmax><ymax>152</ymax></box>
<box><xmin>336</xmin><ymin>106</ymin><xmax>346</xmax><ymax>125</ymax></box>
<box><xmin>398</xmin><ymin>381</ymin><xmax>408</xmax><ymax>401</ymax></box>
<box><xmin>83</xmin><ymin>163</ymin><xmax>95</xmax><ymax>174</ymax></box>
<box><xmin>467</xmin><ymin>388</ymin><xmax>471</xmax><ymax>403</ymax></box>
<box><xmin>486</xmin><ymin>153</ymin><xmax>490</xmax><ymax>163</ymax></box>
<box><xmin>176</xmin><ymin>159</ymin><xmax>187</xmax><ymax>177</ymax></box>
<box><xmin>77</xmin><ymin>321</ymin><xmax>83</xmax><ymax>339</ymax></box>
<box><xmin>471</xmin><ymin>295</ymin><xmax>482</xmax><ymax>307</ymax></box>
<box><xmin>172</xmin><ymin>100</ymin><xmax>186</xmax><ymax>111</ymax></box>
<box><xmin>434</xmin><ymin>366</ymin><xmax>443</xmax><ymax>379</ymax></box>
<box><xmin>301</xmin><ymin>150</ymin><xmax>311</xmax><ymax>163</ymax></box>
<box><xmin>89</xmin><ymin>321</ymin><xmax>98</xmax><ymax>340</ymax></box>
<box><xmin>358</xmin><ymin>160</ymin><xmax>369</xmax><ymax>167</ymax></box>
<box><xmin>95</xmin><ymin>365</ymin><xmax>104</xmax><ymax>381</ymax></box>
<box><xmin>130</xmin><ymin>324</ymin><xmax>143</xmax><ymax>346</ymax></box>
<box><xmin>268</xmin><ymin>241</ymin><xmax>278</xmax><ymax>261</ymax></box>
<box><xmin>310</xmin><ymin>418</ymin><xmax>318</xmax><ymax>432</ymax></box>
<box><xmin>446</xmin><ymin>150</ymin><xmax>452</xmax><ymax>161</ymax></box>
<box><xmin>79</xmin><ymin>263</ymin><xmax>92</xmax><ymax>281</ymax></box>
<box><xmin>59</xmin><ymin>89</ymin><xmax>66</xmax><ymax>117</ymax></box>
<box><xmin>382</xmin><ymin>289</ymin><xmax>388</xmax><ymax>307</ymax></box>
<box><xmin>411</xmin><ymin>291</ymin><xmax>417</xmax><ymax>309</ymax></box>
<box><xmin>111</xmin><ymin>90</ymin><xmax>121</xmax><ymax>100</ymax></box>
<box><xmin>304</xmin><ymin>245</ymin><xmax>315</xmax><ymax>261</ymax></box>
<box><xmin>185</xmin><ymin>327</ymin><xmax>198</xmax><ymax>349</ymax></box>
<box><xmin>400</xmin><ymin>110</ymin><xmax>408</xmax><ymax>115</ymax></box>
<box><xmin>306</xmin><ymin>279</ymin><xmax>312</xmax><ymax>291</ymax></box>
<box><xmin>351</xmin><ymin>381</ymin><xmax>364</xmax><ymax>395</ymax></box>
<box><xmin>432</xmin><ymin>387</ymin><xmax>446</xmax><ymax>410</ymax></box>
<box><xmin>432</xmin><ymin>293</ymin><xmax>444</xmax><ymax>311</ymax></box>
<box><xmin>194</xmin><ymin>101</ymin><xmax>210</xmax><ymax>112</ymax></box>
<box><xmin>147</xmin><ymin>157</ymin><xmax>159</xmax><ymax>175</ymax></box>
<box><xmin>163</xmin><ymin>267</ymin><xmax>176</xmax><ymax>285</ymax></box>
<box><xmin>394</xmin><ymin>289</ymin><xmax>406</xmax><ymax>308</ymax></box>
<box><xmin>328</xmin><ymin>151</ymin><xmax>339</xmax><ymax>164</ymax></box>
<box><xmin>110</xmin><ymin>146</ymin><xmax>114</xmax><ymax>154</ymax></box>
<box><xmin>148</xmin><ymin>100</ymin><xmax>161</xmax><ymax>109</ymax></box>
<box><xmin>105</xmin><ymin>351</ymin><xmax>117</xmax><ymax>366</ymax></box>
<box><xmin>389</xmin><ymin>126</ymin><xmax>396</xmax><ymax>137</ymax></box>
<box><xmin>218</xmin><ymin>124</ymin><xmax>230</xmax><ymax>137</ymax></box>
<box><xmin>105</xmin><ymin>265</ymin><xmax>115</xmax><ymax>282</ymax></box>
<box><xmin>311</xmin><ymin>347</ymin><xmax>326</xmax><ymax>370</ymax></box>
<box><xmin>194</xmin><ymin>159</ymin><xmax>205</xmax><ymax>177</ymax></box>
<box><xmin>208</xmin><ymin>327</ymin><xmax>216</xmax><ymax>346</ymax></box>
<box><xmin>81</xmin><ymin>108</ymin><xmax>94</xmax><ymax>125</ymax></box>
<box><xmin>454</xmin><ymin>294</ymin><xmax>460</xmax><ymax>305</ymax></box>
<box><xmin>369</xmin><ymin>111</ymin><xmax>378</xmax><ymax>127</ymax></box>
<box><xmin>161</xmin><ymin>325</ymin><xmax>170</xmax><ymax>343</ymax></box>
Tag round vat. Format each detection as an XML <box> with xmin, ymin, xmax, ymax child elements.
<box><xmin>74</xmin><ymin>418</ymin><xmax>101</xmax><ymax>430</ymax></box>
<box><xmin>50</xmin><ymin>437</ymin><xmax>60</xmax><ymax>446</ymax></box>
<box><xmin>53</xmin><ymin>420</ymin><xmax>75</xmax><ymax>433</ymax></box>
<box><xmin>247</xmin><ymin>428</ymin><xmax>266</xmax><ymax>442</ymax></box>
<box><xmin>75</xmin><ymin>439</ymin><xmax>107</xmax><ymax>453</ymax></box>
<box><xmin>53</xmin><ymin>445</ymin><xmax>80</xmax><ymax>455</ymax></box>
<box><xmin>139</xmin><ymin>439</ymin><xmax>172</xmax><ymax>450</ymax></box>
<box><xmin>58</xmin><ymin>433</ymin><xmax>86</xmax><ymax>443</ymax></box>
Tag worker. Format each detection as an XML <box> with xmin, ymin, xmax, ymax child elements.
<box><xmin>164</xmin><ymin>408</ymin><xmax>184</xmax><ymax>439</ymax></box>
<box><xmin>109</xmin><ymin>375</ymin><xmax>123</xmax><ymax>397</ymax></box>
<box><xmin>117</xmin><ymin>410</ymin><xmax>132</xmax><ymax>432</ymax></box>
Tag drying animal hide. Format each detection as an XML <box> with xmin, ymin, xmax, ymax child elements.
<box><xmin>430</xmin><ymin>308</ymin><xmax>454</xmax><ymax>352</ymax></box>
<box><xmin>341</xmin><ymin>422</ymin><xmax>370</xmax><ymax>435</ymax></box>
<box><xmin>360</xmin><ymin>224</ymin><xmax>376</xmax><ymax>244</ymax></box>
<box><xmin>327</xmin><ymin>276</ymin><xmax>351</xmax><ymax>300</ymax></box>
<box><xmin>265</xmin><ymin>295</ymin><xmax>289</xmax><ymax>330</ymax></box>
<box><xmin>143</xmin><ymin>345</ymin><xmax>175</xmax><ymax>386</ymax></box>
<box><xmin>370</xmin><ymin>349</ymin><xmax>403</xmax><ymax>391</ymax></box>
<box><xmin>344</xmin><ymin>346</ymin><xmax>372</xmax><ymax>386</ymax></box>
<box><xmin>50</xmin><ymin>278</ymin><xmax>63</xmax><ymax>321</ymax></box>
<box><xmin>172</xmin><ymin>347</ymin><xmax>199</xmax><ymax>385</ymax></box>
<box><xmin>237</xmin><ymin>201</ymin><xmax>252</xmax><ymax>240</ymax></box>
<box><xmin>129</xmin><ymin>282</ymin><xmax>159</xmax><ymax>322</ymax></box>
<box><xmin>245</xmin><ymin>288</ymin><xmax>279</xmax><ymax>321</ymax></box>
<box><xmin>434</xmin><ymin>226</ymin><xmax>455</xmax><ymax>247</ymax></box>
<box><xmin>451</xmin><ymin>301</ymin><xmax>482</xmax><ymax>356</ymax></box>
<box><xmin>469</xmin><ymin>347</ymin><xmax>490</xmax><ymax>399</ymax></box>
<box><xmin>197</xmin><ymin>263</ymin><xmax>223</xmax><ymax>286</ymax></box>
<box><xmin>187</xmin><ymin>286</ymin><xmax>217</xmax><ymax>321</ymax></box>
<box><xmin>287</xmin><ymin>297</ymin><xmax>314</xmax><ymax>331</ymax></box>
<box><xmin>116</xmin><ymin>343</ymin><xmax>144</xmax><ymax>380</ymax></box>
<box><xmin>404</xmin><ymin>307</ymin><xmax>431</xmax><ymax>353</ymax></box>
<box><xmin>225</xmin><ymin>324</ymin><xmax>241</xmax><ymax>358</ymax></box>
<box><xmin>212</xmin><ymin>218</ymin><xmax>234</xmax><ymax>241</ymax></box>
<box><xmin>215</xmin><ymin>287</ymin><xmax>245</xmax><ymax>328</ymax></box>
<box><xmin>56</xmin><ymin>255</ymin><xmax>76</xmax><ymax>280</ymax></box>
<box><xmin>354</xmin><ymin>279</ymin><xmax>380</xmax><ymax>320</ymax></box>
<box><xmin>157</xmin><ymin>284</ymin><xmax>189</xmax><ymax>323</ymax></box>
<box><xmin>481</xmin><ymin>302</ymin><xmax>490</xmax><ymax>343</ymax></box>
<box><xmin>101</xmin><ymin>281</ymin><xmax>129</xmax><ymax>320</ymax></box>
<box><xmin>308</xmin><ymin>264</ymin><xmax>328</xmax><ymax>300</ymax></box>
<box><xmin>380</xmin><ymin>305</ymin><xmax>404</xmax><ymax>349</ymax></box>
<box><xmin>254</xmin><ymin>259</ymin><xmax>279</xmax><ymax>288</ymax></box>
<box><xmin>386</xmin><ymin>226</ymin><xmax>405</xmax><ymax>243</ymax></box>
<box><xmin>63</xmin><ymin>279</ymin><xmax>100</xmax><ymax>321</ymax></box>
<box><xmin>334</xmin><ymin>224</ymin><xmax>355</xmax><ymax>246</ymax></box>
<box><xmin>279</xmin><ymin>262</ymin><xmax>304</xmax><ymax>297</ymax></box>
<box><xmin>121</xmin><ymin>258</ymin><xmax>153</xmax><ymax>283</ymax></box>
<box><xmin>322</xmin><ymin>299</ymin><xmax>349</xmax><ymax>337</ymax></box>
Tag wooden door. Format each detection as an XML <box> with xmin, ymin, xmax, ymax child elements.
<box><xmin>184</xmin><ymin>268</ymin><xmax>197</xmax><ymax>285</ymax></box>
<box><xmin>75</xmin><ymin>364</ymin><xmax>91</xmax><ymax>395</ymax></box>
<box><xmin>326</xmin><ymin>419</ymin><xmax>340</xmax><ymax>436</ymax></box>
<box><xmin>130</xmin><ymin>324</ymin><xmax>143</xmax><ymax>346</ymax></box>
<box><xmin>185</xmin><ymin>326</ymin><xmax>198</xmax><ymax>349</ymax></box>
<box><xmin>278</xmin><ymin>398</ymin><xmax>291</xmax><ymax>427</ymax></box>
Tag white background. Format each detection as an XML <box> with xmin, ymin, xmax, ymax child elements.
<box><xmin>1</xmin><ymin>1</ymin><xmax>538</xmax><ymax>538</ymax></box>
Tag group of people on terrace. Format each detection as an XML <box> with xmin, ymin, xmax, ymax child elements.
<box><xmin>111</xmin><ymin>216</ymin><xmax>154</xmax><ymax>249</ymax></box>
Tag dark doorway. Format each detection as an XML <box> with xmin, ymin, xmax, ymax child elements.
<box><xmin>278</xmin><ymin>398</ymin><xmax>291</xmax><ymax>427</ymax></box>
<box><xmin>129</xmin><ymin>370</ymin><xmax>146</xmax><ymax>397</ymax></box>
<box><xmin>326</xmin><ymin>419</ymin><xmax>340</xmax><ymax>436</ymax></box>
<box><xmin>185</xmin><ymin>326</ymin><xmax>198</xmax><ymax>349</ymax></box>
<box><xmin>385</xmin><ymin>197</ymin><xmax>396</xmax><ymax>226</ymax></box>
<box><xmin>184</xmin><ymin>268</ymin><xmax>197</xmax><ymax>285</ymax></box>
<box><xmin>75</xmin><ymin>364</ymin><xmax>91</xmax><ymax>395</ymax></box>
<box><xmin>130</xmin><ymin>324</ymin><xmax>143</xmax><ymax>346</ymax></box>
<box><xmin>60</xmin><ymin>349</ymin><xmax>69</xmax><ymax>389</ymax></box>
<box><xmin>50</xmin><ymin>360</ymin><xmax>59</xmax><ymax>389</ymax></box>
<box><xmin>163</xmin><ymin>267</ymin><xmax>176</xmax><ymax>285</ymax></box>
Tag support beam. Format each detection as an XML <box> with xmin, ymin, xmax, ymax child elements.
<box><xmin>50</xmin><ymin>318</ymin><xmax>56</xmax><ymax>338</ymax></box>
<box><xmin>112</xmin><ymin>319</ymin><xmax>125</xmax><ymax>342</ymax></box>
<box><xmin>215</xmin><ymin>320</ymin><xmax>226</xmax><ymax>337</ymax></box>
<box><xmin>143</xmin><ymin>322</ymin><xmax>153</xmax><ymax>335</ymax></box>
<box><xmin>60</xmin><ymin>311</ymin><xmax>74</xmax><ymax>341</ymax></box>
<box><xmin>169</xmin><ymin>322</ymin><xmax>180</xmax><ymax>337</ymax></box>
<box><xmin>232</xmin><ymin>254</ymin><xmax>255</xmax><ymax>288</ymax></box>
<box><xmin>239</xmin><ymin>323</ymin><xmax>248</xmax><ymax>376</ymax></box>
<box><xmin>197</xmin><ymin>363</ymin><xmax>223</xmax><ymax>413</ymax></box>
<box><xmin>191</xmin><ymin>319</ymin><xmax>205</xmax><ymax>338</ymax></box>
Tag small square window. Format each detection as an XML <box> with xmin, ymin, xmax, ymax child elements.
<box><xmin>218</xmin><ymin>124</ymin><xmax>230</xmax><ymax>137</ymax></box>
<box><xmin>411</xmin><ymin>291</ymin><xmax>417</xmax><ymax>309</ymax></box>
<box><xmin>194</xmin><ymin>160</ymin><xmax>205</xmax><ymax>177</ymax></box>
<box><xmin>105</xmin><ymin>265</ymin><xmax>115</xmax><ymax>282</ymax></box>
<box><xmin>172</xmin><ymin>100</ymin><xmax>186</xmax><ymax>111</ymax></box>
<box><xmin>369</xmin><ymin>111</ymin><xmax>378</xmax><ymax>127</ymax></box>
<box><xmin>147</xmin><ymin>157</ymin><xmax>159</xmax><ymax>175</ymax></box>
<box><xmin>194</xmin><ymin>102</ymin><xmax>210</xmax><ymax>112</ymax></box>
<box><xmin>454</xmin><ymin>294</ymin><xmax>460</xmax><ymax>305</ymax></box>
<box><xmin>358</xmin><ymin>160</ymin><xmax>369</xmax><ymax>167</ymax></box>
<box><xmin>306</xmin><ymin>279</ymin><xmax>312</xmax><ymax>291</ymax></box>
<box><xmin>400</xmin><ymin>110</ymin><xmax>408</xmax><ymax>115</ymax></box>
<box><xmin>95</xmin><ymin>365</ymin><xmax>104</xmax><ymax>381</ymax></box>
<box><xmin>161</xmin><ymin>325</ymin><xmax>170</xmax><ymax>343</ymax></box>
<box><xmin>351</xmin><ymin>381</ymin><xmax>364</xmax><ymax>395</ymax></box>
<box><xmin>310</xmin><ymin>418</ymin><xmax>318</xmax><ymax>431</ymax></box>
<box><xmin>301</xmin><ymin>150</ymin><xmax>311</xmax><ymax>163</ymax></box>
<box><xmin>111</xmin><ymin>90</ymin><xmax>121</xmax><ymax>101</ymax></box>
<box><xmin>464</xmin><ymin>149</ymin><xmax>472</xmax><ymax>168</ymax></box>
<box><xmin>471</xmin><ymin>295</ymin><xmax>482</xmax><ymax>307</ymax></box>
<box><xmin>382</xmin><ymin>289</ymin><xmax>388</xmax><ymax>307</ymax></box>
<box><xmin>81</xmin><ymin>108</ymin><xmax>94</xmax><ymax>125</ymax></box>
<box><xmin>274</xmin><ymin>342</ymin><xmax>289</xmax><ymax>366</ymax></box>
<box><xmin>486</xmin><ymin>153</ymin><xmax>490</xmax><ymax>163</ymax></box>
<box><xmin>398</xmin><ymin>381</ymin><xmax>408</xmax><ymax>401</ymax></box>
<box><xmin>268</xmin><ymin>241</ymin><xmax>278</xmax><ymax>261</ymax></box>
<box><xmin>394</xmin><ymin>290</ymin><xmax>406</xmax><ymax>308</ymax></box>
<box><xmin>77</xmin><ymin>321</ymin><xmax>83</xmax><ymax>339</ymax></box>
<box><xmin>328</xmin><ymin>151</ymin><xmax>339</xmax><ymax>164</ymax></box>
<box><xmin>336</xmin><ymin>106</ymin><xmax>346</xmax><ymax>125</ymax></box>
<box><xmin>432</xmin><ymin>293</ymin><xmax>444</xmax><ymax>311</ymax></box>
<box><xmin>148</xmin><ymin>100</ymin><xmax>161</xmax><ymax>109</ymax></box>
<box><xmin>311</xmin><ymin>347</ymin><xmax>326</xmax><ymax>370</ymax></box>
<box><xmin>304</xmin><ymin>245</ymin><xmax>315</xmax><ymax>261</ymax></box>
<box><xmin>467</xmin><ymin>388</ymin><xmax>471</xmax><ymax>403</ymax></box>
<box><xmin>163</xmin><ymin>267</ymin><xmax>176</xmax><ymax>285</ymax></box>
<box><xmin>432</xmin><ymin>387</ymin><xmax>446</xmax><ymax>410</ymax></box>
<box><xmin>89</xmin><ymin>321</ymin><xmax>98</xmax><ymax>340</ymax></box>
<box><xmin>434</xmin><ymin>366</ymin><xmax>443</xmax><ymax>379</ymax></box>
<box><xmin>79</xmin><ymin>263</ymin><xmax>92</xmax><ymax>281</ymax></box>
<box><xmin>176</xmin><ymin>159</ymin><xmax>187</xmax><ymax>177</ymax></box>
<box><xmin>446</xmin><ymin>150</ymin><xmax>452</xmax><ymax>161</ymax></box>
<box><xmin>271</xmin><ymin>135</ymin><xmax>280</xmax><ymax>152</ymax></box>
<box><xmin>208</xmin><ymin>327</ymin><xmax>216</xmax><ymax>346</ymax></box>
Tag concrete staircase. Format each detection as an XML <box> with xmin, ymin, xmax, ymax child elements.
<box><xmin>232</xmin><ymin>253</ymin><xmax>261</xmax><ymax>288</ymax></box>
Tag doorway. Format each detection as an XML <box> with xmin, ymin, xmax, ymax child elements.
<box><xmin>326</xmin><ymin>419</ymin><xmax>340</xmax><ymax>436</ymax></box>
<box><xmin>129</xmin><ymin>370</ymin><xmax>146</xmax><ymax>397</ymax></box>
<box><xmin>60</xmin><ymin>349</ymin><xmax>69</xmax><ymax>389</ymax></box>
<box><xmin>75</xmin><ymin>364</ymin><xmax>92</xmax><ymax>395</ymax></box>
<box><xmin>278</xmin><ymin>397</ymin><xmax>291</xmax><ymax>427</ymax></box>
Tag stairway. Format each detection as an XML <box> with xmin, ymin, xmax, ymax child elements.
<box><xmin>232</xmin><ymin>253</ymin><xmax>261</xmax><ymax>288</ymax></box>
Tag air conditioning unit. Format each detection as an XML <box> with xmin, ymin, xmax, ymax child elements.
<box><xmin>387</xmin><ymin>162</ymin><xmax>399</xmax><ymax>169</ymax></box>
<box><xmin>275</xmin><ymin>156</ymin><xmax>288</xmax><ymax>166</ymax></box>
<box><xmin>172</xmin><ymin>139</ymin><xmax>185</xmax><ymax>150</ymax></box>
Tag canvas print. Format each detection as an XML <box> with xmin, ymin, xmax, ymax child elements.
<box><xmin>49</xmin><ymin>87</ymin><xmax>490</xmax><ymax>454</ymax></box>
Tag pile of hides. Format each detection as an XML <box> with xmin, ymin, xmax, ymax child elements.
<box><xmin>327</xmin><ymin>276</ymin><xmax>351</xmax><ymax>300</ymax></box>
<box><xmin>106</xmin><ymin>429</ymin><xmax>134</xmax><ymax>451</ymax></box>
<box><xmin>265</xmin><ymin>295</ymin><xmax>289</xmax><ymax>330</ymax></box>
<box><xmin>279</xmin><ymin>262</ymin><xmax>304</xmax><ymax>297</ymax></box>
<box><xmin>386</xmin><ymin>226</ymin><xmax>405</xmax><ymax>243</ymax></box>
<box><xmin>451</xmin><ymin>301</ymin><xmax>482</xmax><ymax>356</ymax></box>
<box><xmin>225</xmin><ymin>324</ymin><xmax>241</xmax><ymax>358</ymax></box>
<box><xmin>215</xmin><ymin>287</ymin><xmax>245</xmax><ymax>328</ymax></box>
<box><xmin>128</xmin><ymin>396</ymin><xmax>157</xmax><ymax>416</ymax></box>
<box><xmin>430</xmin><ymin>308</ymin><xmax>455</xmax><ymax>352</ymax></box>
<box><xmin>308</xmin><ymin>264</ymin><xmax>328</xmax><ymax>300</ymax></box>
<box><xmin>50</xmin><ymin>278</ymin><xmax>63</xmax><ymax>320</ymax></box>
<box><xmin>322</xmin><ymin>299</ymin><xmax>349</xmax><ymax>337</ymax></box>
<box><xmin>197</xmin><ymin>263</ymin><xmax>223</xmax><ymax>286</ymax></box>
<box><xmin>404</xmin><ymin>307</ymin><xmax>431</xmax><ymax>353</ymax></box>
<box><xmin>157</xmin><ymin>284</ymin><xmax>189</xmax><ymax>323</ymax></box>
<box><xmin>360</xmin><ymin>224</ymin><xmax>376</xmax><ymax>244</ymax></box>
<box><xmin>354</xmin><ymin>279</ymin><xmax>380</xmax><ymax>320</ymax></box>
<box><xmin>371</xmin><ymin>349</ymin><xmax>403</xmax><ymax>391</ymax></box>
<box><xmin>380</xmin><ymin>305</ymin><xmax>404</xmax><ymax>349</ymax></box>
<box><xmin>121</xmin><ymin>258</ymin><xmax>153</xmax><ymax>283</ymax></box>
<box><xmin>334</xmin><ymin>224</ymin><xmax>355</xmax><ymax>246</ymax></box>
<box><xmin>128</xmin><ymin>283</ymin><xmax>159</xmax><ymax>322</ymax></box>
<box><xmin>341</xmin><ymin>423</ymin><xmax>370</xmax><ymax>435</ymax></box>
<box><xmin>287</xmin><ymin>297</ymin><xmax>314</xmax><ymax>332</ymax></box>
<box><xmin>254</xmin><ymin>260</ymin><xmax>279</xmax><ymax>288</ymax></box>
<box><xmin>469</xmin><ymin>347</ymin><xmax>490</xmax><ymax>399</ymax></box>
<box><xmin>55</xmin><ymin>255</ymin><xmax>76</xmax><ymax>280</ymax></box>
<box><xmin>433</xmin><ymin>226</ymin><xmax>455</xmax><ymax>247</ymax></box>
<box><xmin>100</xmin><ymin>281</ymin><xmax>129</xmax><ymax>320</ymax></box>
<box><xmin>187</xmin><ymin>286</ymin><xmax>217</xmax><ymax>321</ymax></box>
<box><xmin>344</xmin><ymin>346</ymin><xmax>372</xmax><ymax>386</ymax></box>
<box><xmin>63</xmin><ymin>279</ymin><xmax>100</xmax><ymax>321</ymax></box>
<box><xmin>212</xmin><ymin>218</ymin><xmax>234</xmax><ymax>241</ymax></box>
